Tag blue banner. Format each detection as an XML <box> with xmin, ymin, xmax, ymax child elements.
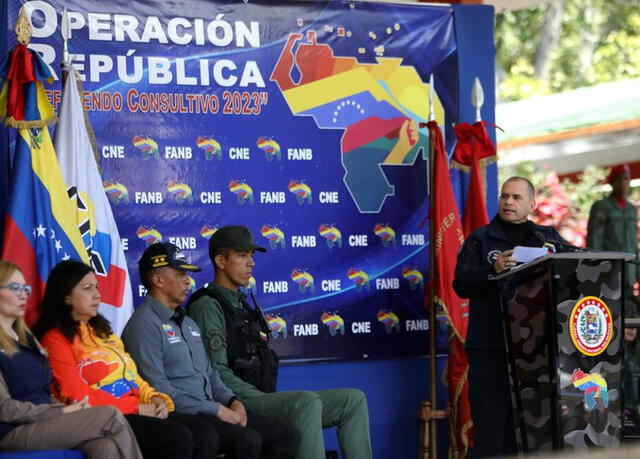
<box><xmin>8</xmin><ymin>0</ymin><xmax>459</xmax><ymax>361</ymax></box>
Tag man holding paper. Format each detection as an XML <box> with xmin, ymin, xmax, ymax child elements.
<box><xmin>453</xmin><ymin>176</ymin><xmax>566</xmax><ymax>458</ymax></box>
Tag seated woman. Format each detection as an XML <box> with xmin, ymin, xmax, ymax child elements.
<box><xmin>0</xmin><ymin>260</ymin><xmax>142</xmax><ymax>458</ymax></box>
<box><xmin>34</xmin><ymin>260</ymin><xmax>218</xmax><ymax>459</ymax></box>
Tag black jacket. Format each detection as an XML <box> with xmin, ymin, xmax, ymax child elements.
<box><xmin>453</xmin><ymin>215</ymin><xmax>565</xmax><ymax>350</ymax></box>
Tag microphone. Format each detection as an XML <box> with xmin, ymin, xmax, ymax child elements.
<box><xmin>533</xmin><ymin>231</ymin><xmax>556</xmax><ymax>253</ymax></box>
<box><xmin>533</xmin><ymin>231</ymin><xmax>585</xmax><ymax>253</ymax></box>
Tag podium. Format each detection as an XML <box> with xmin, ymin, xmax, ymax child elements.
<box><xmin>496</xmin><ymin>252</ymin><xmax>634</xmax><ymax>453</ymax></box>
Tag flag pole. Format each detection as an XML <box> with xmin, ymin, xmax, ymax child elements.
<box><xmin>417</xmin><ymin>75</ymin><xmax>451</xmax><ymax>459</ymax></box>
<box><xmin>472</xmin><ymin>77</ymin><xmax>484</xmax><ymax>123</ymax></box>
<box><xmin>60</xmin><ymin>8</ymin><xmax>71</xmax><ymax>90</ymax></box>
<box><xmin>427</xmin><ymin>74</ymin><xmax>439</xmax><ymax>459</ymax></box>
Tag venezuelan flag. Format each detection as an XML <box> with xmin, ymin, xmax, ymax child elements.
<box><xmin>0</xmin><ymin>45</ymin><xmax>88</xmax><ymax>325</ymax></box>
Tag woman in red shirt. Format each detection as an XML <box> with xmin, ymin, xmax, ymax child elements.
<box><xmin>34</xmin><ymin>260</ymin><xmax>218</xmax><ymax>459</ymax></box>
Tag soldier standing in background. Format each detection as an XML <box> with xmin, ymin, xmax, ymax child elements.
<box><xmin>587</xmin><ymin>164</ymin><xmax>639</xmax><ymax>302</ymax></box>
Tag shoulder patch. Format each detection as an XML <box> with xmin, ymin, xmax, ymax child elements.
<box><xmin>209</xmin><ymin>332</ymin><xmax>224</xmax><ymax>351</ymax></box>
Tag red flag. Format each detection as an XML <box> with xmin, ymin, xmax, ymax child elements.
<box><xmin>462</xmin><ymin>151</ymin><xmax>489</xmax><ymax>237</ymax></box>
<box><xmin>453</xmin><ymin>121</ymin><xmax>496</xmax><ymax>237</ymax></box>
<box><xmin>427</xmin><ymin>121</ymin><xmax>472</xmax><ymax>454</ymax></box>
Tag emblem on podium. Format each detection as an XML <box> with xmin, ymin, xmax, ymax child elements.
<box><xmin>569</xmin><ymin>296</ymin><xmax>613</xmax><ymax>356</ymax></box>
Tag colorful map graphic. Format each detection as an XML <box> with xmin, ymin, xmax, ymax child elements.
<box><xmin>374</xmin><ymin>223</ymin><xmax>396</xmax><ymax>247</ymax></box>
<box><xmin>200</xmin><ymin>225</ymin><xmax>217</xmax><ymax>239</ymax></box>
<box><xmin>321</xmin><ymin>311</ymin><xmax>345</xmax><ymax>336</ymax></box>
<box><xmin>318</xmin><ymin>224</ymin><xmax>342</xmax><ymax>249</ymax></box>
<box><xmin>240</xmin><ymin>276</ymin><xmax>257</xmax><ymax>295</ymax></box>
<box><xmin>402</xmin><ymin>267</ymin><xmax>424</xmax><ymax>290</ymax></box>
<box><xmin>377</xmin><ymin>310</ymin><xmax>400</xmax><ymax>334</ymax></box>
<box><xmin>265</xmin><ymin>313</ymin><xmax>287</xmax><ymax>338</ymax></box>
<box><xmin>571</xmin><ymin>369</ymin><xmax>609</xmax><ymax>411</ymax></box>
<box><xmin>288</xmin><ymin>180</ymin><xmax>312</xmax><ymax>205</ymax></box>
<box><xmin>229</xmin><ymin>180</ymin><xmax>254</xmax><ymax>205</ymax></box>
<box><xmin>347</xmin><ymin>268</ymin><xmax>370</xmax><ymax>291</ymax></box>
<box><xmin>103</xmin><ymin>180</ymin><xmax>129</xmax><ymax>205</ymax></box>
<box><xmin>291</xmin><ymin>269</ymin><xmax>314</xmax><ymax>293</ymax></box>
<box><xmin>271</xmin><ymin>32</ymin><xmax>443</xmax><ymax>213</ymax></box>
<box><xmin>132</xmin><ymin>135</ymin><xmax>159</xmax><ymax>160</ymax></box>
<box><xmin>256</xmin><ymin>137</ymin><xmax>281</xmax><ymax>161</ymax></box>
<box><xmin>167</xmin><ymin>181</ymin><xmax>193</xmax><ymax>205</ymax></box>
<box><xmin>196</xmin><ymin>136</ymin><xmax>222</xmax><ymax>160</ymax></box>
<box><xmin>261</xmin><ymin>224</ymin><xmax>286</xmax><ymax>249</ymax></box>
<box><xmin>136</xmin><ymin>226</ymin><xmax>162</xmax><ymax>246</ymax></box>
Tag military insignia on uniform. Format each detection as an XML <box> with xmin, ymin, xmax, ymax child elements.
<box><xmin>569</xmin><ymin>296</ymin><xmax>613</xmax><ymax>356</ymax></box>
<box><xmin>151</xmin><ymin>254</ymin><xmax>168</xmax><ymax>267</ymax></box>
<box><xmin>209</xmin><ymin>333</ymin><xmax>223</xmax><ymax>351</ymax></box>
<box><xmin>571</xmin><ymin>368</ymin><xmax>608</xmax><ymax>411</ymax></box>
<box><xmin>487</xmin><ymin>250</ymin><xmax>501</xmax><ymax>264</ymax></box>
<box><xmin>162</xmin><ymin>323</ymin><xmax>181</xmax><ymax>344</ymax></box>
<box><xmin>162</xmin><ymin>323</ymin><xmax>176</xmax><ymax>337</ymax></box>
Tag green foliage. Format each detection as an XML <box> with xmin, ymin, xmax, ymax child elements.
<box><xmin>495</xmin><ymin>0</ymin><xmax>640</xmax><ymax>101</ymax></box>
<box><xmin>495</xmin><ymin>7</ymin><xmax>545</xmax><ymax>65</ymax></box>
<box><xmin>593</xmin><ymin>27</ymin><xmax>640</xmax><ymax>82</ymax></box>
<box><xmin>498</xmin><ymin>60</ymin><xmax>551</xmax><ymax>101</ymax></box>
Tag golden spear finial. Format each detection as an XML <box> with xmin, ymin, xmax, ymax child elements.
<box><xmin>15</xmin><ymin>7</ymin><xmax>32</xmax><ymax>46</ymax></box>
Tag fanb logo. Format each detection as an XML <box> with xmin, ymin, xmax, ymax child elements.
<box><xmin>167</xmin><ymin>181</ymin><xmax>193</xmax><ymax>204</ymax></box>
<box><xmin>265</xmin><ymin>314</ymin><xmax>287</xmax><ymax>338</ymax></box>
<box><xmin>261</xmin><ymin>225</ymin><xmax>285</xmax><ymax>249</ymax></box>
<box><xmin>569</xmin><ymin>296</ymin><xmax>613</xmax><ymax>357</ymax></box>
<box><xmin>200</xmin><ymin>225</ymin><xmax>217</xmax><ymax>239</ymax></box>
<box><xmin>291</xmin><ymin>269</ymin><xmax>314</xmax><ymax>294</ymax></box>
<box><xmin>347</xmin><ymin>268</ymin><xmax>370</xmax><ymax>291</ymax></box>
<box><xmin>241</xmin><ymin>276</ymin><xmax>257</xmax><ymax>295</ymax></box>
<box><xmin>132</xmin><ymin>135</ymin><xmax>159</xmax><ymax>159</ymax></box>
<box><xmin>318</xmin><ymin>224</ymin><xmax>342</xmax><ymax>249</ymax></box>
<box><xmin>374</xmin><ymin>224</ymin><xmax>396</xmax><ymax>247</ymax></box>
<box><xmin>137</xmin><ymin>226</ymin><xmax>162</xmax><ymax>246</ymax></box>
<box><xmin>377</xmin><ymin>310</ymin><xmax>400</xmax><ymax>334</ymax></box>
<box><xmin>288</xmin><ymin>180</ymin><xmax>312</xmax><ymax>205</ymax></box>
<box><xmin>571</xmin><ymin>369</ymin><xmax>608</xmax><ymax>411</ymax></box>
<box><xmin>103</xmin><ymin>180</ymin><xmax>129</xmax><ymax>205</ymax></box>
<box><xmin>256</xmin><ymin>136</ymin><xmax>281</xmax><ymax>161</ymax></box>
<box><xmin>196</xmin><ymin>136</ymin><xmax>222</xmax><ymax>160</ymax></box>
<box><xmin>402</xmin><ymin>267</ymin><xmax>424</xmax><ymax>290</ymax></box>
<box><xmin>321</xmin><ymin>312</ymin><xmax>345</xmax><ymax>336</ymax></box>
<box><xmin>228</xmin><ymin>180</ymin><xmax>254</xmax><ymax>205</ymax></box>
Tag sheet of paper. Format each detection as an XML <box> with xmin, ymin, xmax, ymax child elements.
<box><xmin>513</xmin><ymin>246</ymin><xmax>548</xmax><ymax>264</ymax></box>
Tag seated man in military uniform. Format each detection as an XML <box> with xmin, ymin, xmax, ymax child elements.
<box><xmin>123</xmin><ymin>242</ymin><xmax>299</xmax><ymax>459</ymax></box>
<box><xmin>187</xmin><ymin>225</ymin><xmax>372</xmax><ymax>459</ymax></box>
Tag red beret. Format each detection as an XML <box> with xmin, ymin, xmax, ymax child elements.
<box><xmin>607</xmin><ymin>164</ymin><xmax>630</xmax><ymax>184</ymax></box>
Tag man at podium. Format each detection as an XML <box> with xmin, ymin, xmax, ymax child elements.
<box><xmin>453</xmin><ymin>176</ymin><xmax>566</xmax><ymax>457</ymax></box>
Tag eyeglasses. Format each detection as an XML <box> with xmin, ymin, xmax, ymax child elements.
<box><xmin>0</xmin><ymin>283</ymin><xmax>33</xmax><ymax>297</ymax></box>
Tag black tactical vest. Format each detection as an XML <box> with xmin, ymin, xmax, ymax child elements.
<box><xmin>187</xmin><ymin>288</ymin><xmax>279</xmax><ymax>392</ymax></box>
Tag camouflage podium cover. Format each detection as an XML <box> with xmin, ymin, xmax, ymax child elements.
<box><xmin>496</xmin><ymin>252</ymin><xmax>634</xmax><ymax>453</ymax></box>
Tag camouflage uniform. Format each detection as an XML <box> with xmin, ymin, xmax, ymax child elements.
<box><xmin>624</xmin><ymin>300</ymin><xmax>640</xmax><ymax>438</ymax></box>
